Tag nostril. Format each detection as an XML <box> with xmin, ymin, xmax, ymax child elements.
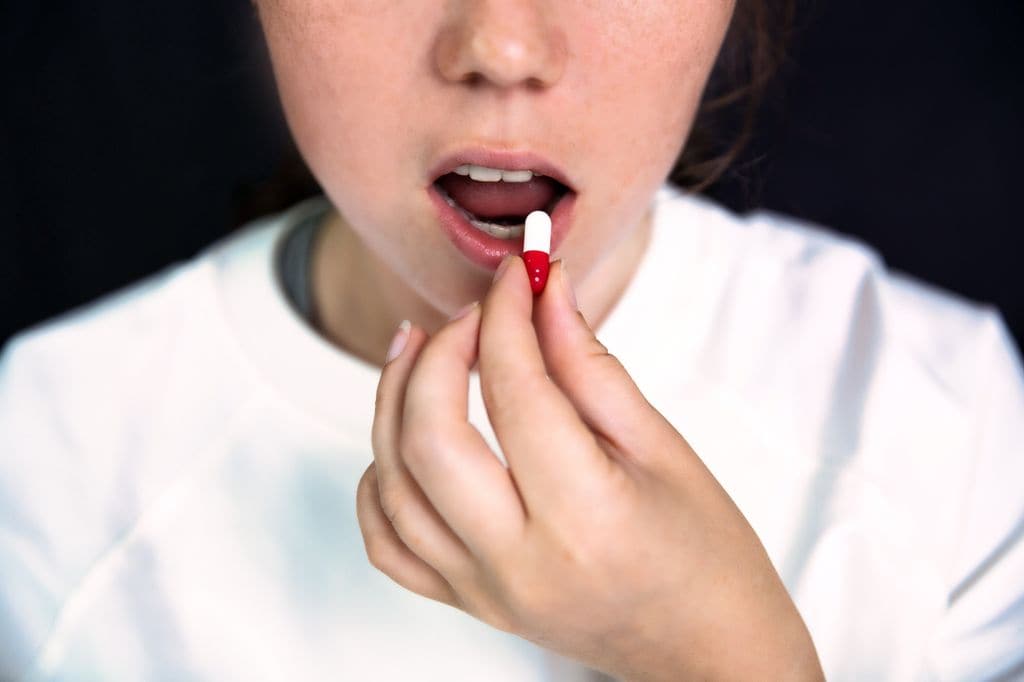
<box><xmin>433</xmin><ymin>8</ymin><xmax>566</xmax><ymax>90</ymax></box>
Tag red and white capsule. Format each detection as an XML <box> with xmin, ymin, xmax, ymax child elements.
<box><xmin>522</xmin><ymin>210</ymin><xmax>551</xmax><ymax>295</ymax></box>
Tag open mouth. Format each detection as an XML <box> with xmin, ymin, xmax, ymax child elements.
<box><xmin>432</xmin><ymin>165</ymin><xmax>573</xmax><ymax>240</ymax></box>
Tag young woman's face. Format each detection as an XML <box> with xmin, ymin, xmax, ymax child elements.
<box><xmin>257</xmin><ymin>2</ymin><xmax>735</xmax><ymax>312</ymax></box>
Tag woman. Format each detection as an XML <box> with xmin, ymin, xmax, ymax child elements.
<box><xmin>1</xmin><ymin>1</ymin><xmax>1021</xmax><ymax>680</ymax></box>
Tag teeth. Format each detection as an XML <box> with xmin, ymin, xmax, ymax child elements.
<box><xmin>468</xmin><ymin>165</ymin><xmax>502</xmax><ymax>182</ymax></box>
<box><xmin>439</xmin><ymin>186</ymin><xmax>525</xmax><ymax>240</ymax></box>
<box><xmin>469</xmin><ymin>217</ymin><xmax>525</xmax><ymax>240</ymax></box>
<box><xmin>500</xmin><ymin>169</ymin><xmax>534</xmax><ymax>182</ymax></box>
<box><xmin>454</xmin><ymin>164</ymin><xmax>538</xmax><ymax>183</ymax></box>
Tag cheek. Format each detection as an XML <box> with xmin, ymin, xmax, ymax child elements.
<box><xmin>573</xmin><ymin>3</ymin><xmax>732</xmax><ymax>196</ymax></box>
<box><xmin>259</xmin><ymin>4</ymin><xmax>428</xmax><ymax>222</ymax></box>
<box><xmin>585</xmin><ymin>5</ymin><xmax>730</xmax><ymax>159</ymax></box>
<box><xmin>553</xmin><ymin>3</ymin><xmax>731</xmax><ymax>270</ymax></box>
<box><xmin>259</xmin><ymin>4</ymin><xmax>462</xmax><ymax>306</ymax></box>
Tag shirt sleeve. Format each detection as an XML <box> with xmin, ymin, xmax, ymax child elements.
<box><xmin>924</xmin><ymin>309</ymin><xmax>1024</xmax><ymax>680</ymax></box>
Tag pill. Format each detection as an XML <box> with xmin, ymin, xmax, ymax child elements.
<box><xmin>522</xmin><ymin>210</ymin><xmax>551</xmax><ymax>295</ymax></box>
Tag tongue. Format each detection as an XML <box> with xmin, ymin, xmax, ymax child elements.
<box><xmin>437</xmin><ymin>173</ymin><xmax>561</xmax><ymax>220</ymax></box>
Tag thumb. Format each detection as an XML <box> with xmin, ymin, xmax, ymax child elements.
<box><xmin>534</xmin><ymin>259</ymin><xmax>673</xmax><ymax>463</ymax></box>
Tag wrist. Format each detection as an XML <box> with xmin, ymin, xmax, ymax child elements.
<box><xmin>611</xmin><ymin>601</ymin><xmax>824</xmax><ymax>682</ymax></box>
<box><xmin>693</xmin><ymin>608</ymin><xmax>824</xmax><ymax>682</ymax></box>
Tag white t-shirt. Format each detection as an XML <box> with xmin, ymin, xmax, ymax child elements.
<box><xmin>1</xmin><ymin>184</ymin><xmax>1022</xmax><ymax>681</ymax></box>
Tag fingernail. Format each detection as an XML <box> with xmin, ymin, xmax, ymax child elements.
<box><xmin>448</xmin><ymin>300</ymin><xmax>478</xmax><ymax>322</ymax></box>
<box><xmin>385</xmin><ymin>320</ymin><xmax>411</xmax><ymax>363</ymax></box>
<box><xmin>561</xmin><ymin>260</ymin><xmax>578</xmax><ymax>310</ymax></box>
<box><xmin>492</xmin><ymin>255</ymin><xmax>515</xmax><ymax>283</ymax></box>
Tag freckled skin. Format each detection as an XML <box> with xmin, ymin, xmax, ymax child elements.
<box><xmin>254</xmin><ymin>0</ymin><xmax>735</xmax><ymax>367</ymax></box>
<box><xmin>258</xmin><ymin>7</ymin><xmax>827</xmax><ymax>677</ymax></box>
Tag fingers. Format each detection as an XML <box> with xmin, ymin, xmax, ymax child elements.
<box><xmin>477</xmin><ymin>256</ymin><xmax>616</xmax><ymax>514</ymax></box>
<box><xmin>371</xmin><ymin>322</ymin><xmax>474</xmax><ymax>578</ymax></box>
<box><xmin>533</xmin><ymin>260</ymin><xmax>678</xmax><ymax>465</ymax></box>
<box><xmin>399</xmin><ymin>305</ymin><xmax>528</xmax><ymax>557</ymax></box>
<box><xmin>356</xmin><ymin>463</ymin><xmax>460</xmax><ymax>608</ymax></box>
<box><xmin>390</xmin><ymin>308</ymin><xmax>527</xmax><ymax>560</ymax></box>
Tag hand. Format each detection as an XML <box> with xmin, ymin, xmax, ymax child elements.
<box><xmin>356</xmin><ymin>255</ymin><xmax>824</xmax><ymax>681</ymax></box>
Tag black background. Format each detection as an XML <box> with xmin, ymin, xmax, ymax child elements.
<box><xmin>2</xmin><ymin>1</ymin><xmax>1022</xmax><ymax>351</ymax></box>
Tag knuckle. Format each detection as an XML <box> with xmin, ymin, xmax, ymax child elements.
<box><xmin>357</xmin><ymin>462</ymin><xmax>375</xmax><ymax>490</ymax></box>
<box><xmin>364</xmin><ymin>535</ymin><xmax>397</xmax><ymax>573</ymax></box>
<box><xmin>591</xmin><ymin>337</ymin><xmax>611</xmax><ymax>357</ymax></box>
<box><xmin>484</xmin><ymin>550</ymin><xmax>553</xmax><ymax>624</ymax></box>
<box><xmin>459</xmin><ymin>579</ymin><xmax>519</xmax><ymax>634</ymax></box>
<box><xmin>556</xmin><ymin>345</ymin><xmax>626</xmax><ymax>391</ymax></box>
<box><xmin>548</xmin><ymin>524</ymin><xmax>597</xmax><ymax>572</ymax></box>
<box><xmin>473</xmin><ymin>600</ymin><xmax>518</xmax><ymax>634</ymax></box>
<box><xmin>390</xmin><ymin>507</ymin><xmax>424</xmax><ymax>550</ymax></box>
<box><xmin>378</xmin><ymin>490</ymin><xmax>424</xmax><ymax>554</ymax></box>
<box><xmin>538</xmin><ymin>499</ymin><xmax>616</xmax><ymax>572</ymax></box>
<box><xmin>377</xmin><ymin>479</ymin><xmax>405</xmax><ymax>526</ymax></box>
<box><xmin>381</xmin><ymin>500</ymin><xmax>425</xmax><ymax>556</ymax></box>
<box><xmin>503</xmin><ymin>572</ymin><xmax>553</xmax><ymax>626</ymax></box>
<box><xmin>593</xmin><ymin>347</ymin><xmax>627</xmax><ymax>377</ymax></box>
<box><xmin>356</xmin><ymin>466</ymin><xmax>375</xmax><ymax>506</ymax></box>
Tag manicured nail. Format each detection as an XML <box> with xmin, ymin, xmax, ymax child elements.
<box><xmin>560</xmin><ymin>260</ymin><xmax>578</xmax><ymax>310</ymax></box>
<box><xmin>492</xmin><ymin>255</ymin><xmax>515</xmax><ymax>283</ymax></box>
<box><xmin>449</xmin><ymin>300</ymin><xmax>478</xmax><ymax>322</ymax></box>
<box><xmin>385</xmin><ymin>320</ymin><xmax>411</xmax><ymax>363</ymax></box>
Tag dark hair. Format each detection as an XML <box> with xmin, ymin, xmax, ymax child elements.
<box><xmin>670</xmin><ymin>0</ymin><xmax>798</xmax><ymax>194</ymax></box>
<box><xmin>232</xmin><ymin>1</ymin><xmax>798</xmax><ymax>227</ymax></box>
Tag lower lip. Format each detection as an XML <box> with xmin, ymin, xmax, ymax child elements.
<box><xmin>428</xmin><ymin>183</ymin><xmax>577</xmax><ymax>271</ymax></box>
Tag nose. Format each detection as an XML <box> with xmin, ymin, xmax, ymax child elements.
<box><xmin>434</xmin><ymin>1</ymin><xmax>567</xmax><ymax>90</ymax></box>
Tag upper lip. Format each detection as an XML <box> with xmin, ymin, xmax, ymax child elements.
<box><xmin>428</xmin><ymin>147</ymin><xmax>576</xmax><ymax>192</ymax></box>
